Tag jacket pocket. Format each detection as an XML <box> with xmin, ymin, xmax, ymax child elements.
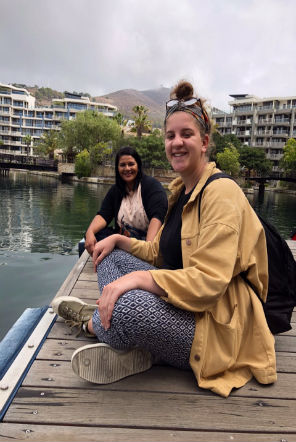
<box><xmin>201</xmin><ymin>304</ymin><xmax>240</xmax><ymax>378</ymax></box>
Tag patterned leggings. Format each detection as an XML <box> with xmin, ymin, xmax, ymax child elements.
<box><xmin>92</xmin><ymin>249</ymin><xmax>195</xmax><ymax>369</ymax></box>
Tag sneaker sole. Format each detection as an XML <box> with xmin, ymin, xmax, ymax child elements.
<box><xmin>51</xmin><ymin>296</ymin><xmax>88</xmax><ymax>314</ymax></box>
<box><xmin>71</xmin><ymin>343</ymin><xmax>152</xmax><ymax>384</ymax></box>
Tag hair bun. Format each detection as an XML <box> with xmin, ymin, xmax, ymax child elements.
<box><xmin>173</xmin><ymin>81</ymin><xmax>194</xmax><ymax>100</ymax></box>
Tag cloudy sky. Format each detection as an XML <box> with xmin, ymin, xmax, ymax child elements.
<box><xmin>1</xmin><ymin>0</ymin><xmax>295</xmax><ymax>111</ymax></box>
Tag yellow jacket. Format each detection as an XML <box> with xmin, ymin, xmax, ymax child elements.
<box><xmin>130</xmin><ymin>162</ymin><xmax>276</xmax><ymax>397</ymax></box>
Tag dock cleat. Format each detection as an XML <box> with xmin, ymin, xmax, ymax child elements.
<box><xmin>51</xmin><ymin>296</ymin><xmax>97</xmax><ymax>337</ymax></box>
<box><xmin>71</xmin><ymin>343</ymin><xmax>152</xmax><ymax>384</ymax></box>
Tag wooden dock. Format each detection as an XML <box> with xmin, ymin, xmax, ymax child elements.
<box><xmin>0</xmin><ymin>241</ymin><xmax>296</xmax><ymax>441</ymax></box>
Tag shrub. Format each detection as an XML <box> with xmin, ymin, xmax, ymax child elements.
<box><xmin>75</xmin><ymin>149</ymin><xmax>91</xmax><ymax>178</ymax></box>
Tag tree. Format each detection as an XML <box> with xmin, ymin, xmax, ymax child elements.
<box><xmin>123</xmin><ymin>131</ymin><xmax>170</xmax><ymax>169</ymax></box>
<box><xmin>113</xmin><ymin>112</ymin><xmax>127</xmax><ymax>136</ymax></box>
<box><xmin>23</xmin><ymin>134</ymin><xmax>32</xmax><ymax>156</ymax></box>
<box><xmin>34</xmin><ymin>130</ymin><xmax>59</xmax><ymax>159</ymax></box>
<box><xmin>238</xmin><ymin>147</ymin><xmax>272</xmax><ymax>176</ymax></box>
<box><xmin>89</xmin><ymin>142</ymin><xmax>110</xmax><ymax>168</ymax></box>
<box><xmin>58</xmin><ymin>110</ymin><xmax>121</xmax><ymax>162</ymax></box>
<box><xmin>210</xmin><ymin>132</ymin><xmax>242</xmax><ymax>162</ymax></box>
<box><xmin>75</xmin><ymin>149</ymin><xmax>91</xmax><ymax>178</ymax></box>
<box><xmin>132</xmin><ymin>105</ymin><xmax>152</xmax><ymax>138</ymax></box>
<box><xmin>280</xmin><ymin>138</ymin><xmax>296</xmax><ymax>175</ymax></box>
<box><xmin>216</xmin><ymin>145</ymin><xmax>240</xmax><ymax>176</ymax></box>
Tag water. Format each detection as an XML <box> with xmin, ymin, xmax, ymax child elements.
<box><xmin>0</xmin><ymin>171</ymin><xmax>295</xmax><ymax>341</ymax></box>
<box><xmin>0</xmin><ymin>171</ymin><xmax>110</xmax><ymax>340</ymax></box>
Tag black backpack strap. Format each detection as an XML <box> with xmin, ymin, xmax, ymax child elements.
<box><xmin>198</xmin><ymin>173</ymin><xmax>234</xmax><ymax>222</ymax></box>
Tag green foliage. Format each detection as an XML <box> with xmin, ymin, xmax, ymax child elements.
<box><xmin>113</xmin><ymin>112</ymin><xmax>127</xmax><ymax>126</ymax></box>
<box><xmin>75</xmin><ymin>149</ymin><xmax>92</xmax><ymax>178</ymax></box>
<box><xmin>34</xmin><ymin>130</ymin><xmax>59</xmax><ymax>159</ymax></box>
<box><xmin>122</xmin><ymin>132</ymin><xmax>170</xmax><ymax>169</ymax></box>
<box><xmin>281</xmin><ymin>138</ymin><xmax>296</xmax><ymax>175</ymax></box>
<box><xmin>89</xmin><ymin>142</ymin><xmax>110</xmax><ymax>168</ymax></box>
<box><xmin>23</xmin><ymin>134</ymin><xmax>32</xmax><ymax>155</ymax></box>
<box><xmin>210</xmin><ymin>132</ymin><xmax>242</xmax><ymax>161</ymax></box>
<box><xmin>238</xmin><ymin>146</ymin><xmax>272</xmax><ymax>176</ymax></box>
<box><xmin>58</xmin><ymin>110</ymin><xmax>121</xmax><ymax>162</ymax></box>
<box><xmin>132</xmin><ymin>105</ymin><xmax>152</xmax><ymax>138</ymax></box>
<box><xmin>34</xmin><ymin>87</ymin><xmax>64</xmax><ymax>101</ymax></box>
<box><xmin>216</xmin><ymin>145</ymin><xmax>240</xmax><ymax>176</ymax></box>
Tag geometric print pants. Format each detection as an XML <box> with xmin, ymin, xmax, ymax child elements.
<box><xmin>92</xmin><ymin>249</ymin><xmax>195</xmax><ymax>369</ymax></box>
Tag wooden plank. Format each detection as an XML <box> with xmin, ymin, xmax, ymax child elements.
<box><xmin>36</xmin><ymin>340</ymin><xmax>296</xmax><ymax>374</ymax></box>
<box><xmin>275</xmin><ymin>335</ymin><xmax>296</xmax><ymax>352</ymax></box>
<box><xmin>46</xmin><ymin>322</ymin><xmax>94</xmax><ymax>341</ymax></box>
<box><xmin>1</xmin><ymin>423</ymin><xmax>294</xmax><ymax>442</ymax></box>
<box><xmin>4</xmin><ymin>387</ymin><xmax>296</xmax><ymax>433</ymax></box>
<box><xmin>51</xmin><ymin>250</ymin><xmax>89</xmax><ymax>301</ymax></box>
<box><xmin>74</xmin><ymin>280</ymin><xmax>99</xmax><ymax>290</ymax></box>
<box><xmin>22</xmin><ymin>360</ymin><xmax>296</xmax><ymax>400</ymax></box>
<box><xmin>78</xmin><ymin>272</ymin><xmax>97</xmax><ymax>281</ymax></box>
<box><xmin>70</xmin><ymin>288</ymin><xmax>99</xmax><ymax>299</ymax></box>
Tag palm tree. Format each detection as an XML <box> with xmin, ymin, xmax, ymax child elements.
<box><xmin>113</xmin><ymin>112</ymin><xmax>128</xmax><ymax>136</ymax></box>
<box><xmin>23</xmin><ymin>135</ymin><xmax>32</xmax><ymax>156</ymax></box>
<box><xmin>132</xmin><ymin>105</ymin><xmax>152</xmax><ymax>138</ymax></box>
<box><xmin>34</xmin><ymin>130</ymin><xmax>59</xmax><ymax>159</ymax></box>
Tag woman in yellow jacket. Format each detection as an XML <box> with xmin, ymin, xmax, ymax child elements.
<box><xmin>53</xmin><ymin>80</ymin><xmax>276</xmax><ymax>397</ymax></box>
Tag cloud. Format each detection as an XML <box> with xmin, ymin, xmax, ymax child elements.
<box><xmin>1</xmin><ymin>0</ymin><xmax>295</xmax><ymax>110</ymax></box>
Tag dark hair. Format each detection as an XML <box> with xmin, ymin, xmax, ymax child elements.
<box><xmin>115</xmin><ymin>146</ymin><xmax>143</xmax><ymax>196</ymax></box>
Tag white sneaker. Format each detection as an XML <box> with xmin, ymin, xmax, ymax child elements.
<box><xmin>71</xmin><ymin>343</ymin><xmax>152</xmax><ymax>384</ymax></box>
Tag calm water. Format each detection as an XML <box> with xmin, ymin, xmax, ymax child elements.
<box><xmin>0</xmin><ymin>171</ymin><xmax>111</xmax><ymax>340</ymax></box>
<box><xmin>0</xmin><ymin>171</ymin><xmax>295</xmax><ymax>340</ymax></box>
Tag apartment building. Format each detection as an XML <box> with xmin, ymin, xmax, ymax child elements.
<box><xmin>0</xmin><ymin>83</ymin><xmax>117</xmax><ymax>155</ymax></box>
<box><xmin>212</xmin><ymin>94</ymin><xmax>296</xmax><ymax>171</ymax></box>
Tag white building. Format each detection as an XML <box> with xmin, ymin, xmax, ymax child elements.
<box><xmin>0</xmin><ymin>83</ymin><xmax>117</xmax><ymax>156</ymax></box>
<box><xmin>212</xmin><ymin>94</ymin><xmax>296</xmax><ymax>171</ymax></box>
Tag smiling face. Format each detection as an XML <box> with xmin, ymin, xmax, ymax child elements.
<box><xmin>165</xmin><ymin>111</ymin><xmax>209</xmax><ymax>187</ymax></box>
<box><xmin>117</xmin><ymin>154</ymin><xmax>139</xmax><ymax>188</ymax></box>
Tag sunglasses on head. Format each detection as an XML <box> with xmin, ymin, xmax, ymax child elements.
<box><xmin>166</xmin><ymin>97</ymin><xmax>202</xmax><ymax>109</ymax></box>
<box><xmin>165</xmin><ymin>97</ymin><xmax>210</xmax><ymax>129</ymax></box>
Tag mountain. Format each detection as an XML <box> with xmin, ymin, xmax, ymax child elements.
<box><xmin>94</xmin><ymin>87</ymin><xmax>171</xmax><ymax>126</ymax></box>
<box><xmin>13</xmin><ymin>83</ymin><xmax>172</xmax><ymax>126</ymax></box>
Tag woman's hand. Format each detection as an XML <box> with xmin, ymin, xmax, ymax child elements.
<box><xmin>92</xmin><ymin>234</ymin><xmax>119</xmax><ymax>271</ymax></box>
<box><xmin>97</xmin><ymin>270</ymin><xmax>167</xmax><ymax>330</ymax></box>
<box><xmin>85</xmin><ymin>231</ymin><xmax>97</xmax><ymax>256</ymax></box>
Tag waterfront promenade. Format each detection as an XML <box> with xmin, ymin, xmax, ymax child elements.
<box><xmin>0</xmin><ymin>241</ymin><xmax>295</xmax><ymax>441</ymax></box>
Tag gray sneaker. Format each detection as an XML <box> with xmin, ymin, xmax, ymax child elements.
<box><xmin>71</xmin><ymin>343</ymin><xmax>152</xmax><ymax>384</ymax></box>
<box><xmin>51</xmin><ymin>296</ymin><xmax>97</xmax><ymax>337</ymax></box>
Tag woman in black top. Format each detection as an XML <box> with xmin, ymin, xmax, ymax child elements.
<box><xmin>85</xmin><ymin>146</ymin><xmax>168</xmax><ymax>255</ymax></box>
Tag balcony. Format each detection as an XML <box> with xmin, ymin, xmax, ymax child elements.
<box><xmin>272</xmin><ymin>131</ymin><xmax>289</xmax><ymax>137</ymax></box>
<box><xmin>274</xmin><ymin>119</ymin><xmax>290</xmax><ymax>124</ymax></box>
<box><xmin>257</xmin><ymin>119</ymin><xmax>273</xmax><ymax>124</ymax></box>
<box><xmin>255</xmin><ymin>141</ymin><xmax>285</xmax><ymax>148</ymax></box>
<box><xmin>257</xmin><ymin>106</ymin><xmax>274</xmax><ymax>111</ymax></box>
<box><xmin>233</xmin><ymin>108</ymin><xmax>252</xmax><ymax>113</ymax></box>
<box><xmin>266</xmin><ymin>153</ymin><xmax>283</xmax><ymax>160</ymax></box>
<box><xmin>255</xmin><ymin>130</ymin><xmax>273</xmax><ymax>136</ymax></box>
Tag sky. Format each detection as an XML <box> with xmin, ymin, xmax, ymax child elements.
<box><xmin>1</xmin><ymin>0</ymin><xmax>295</xmax><ymax>111</ymax></box>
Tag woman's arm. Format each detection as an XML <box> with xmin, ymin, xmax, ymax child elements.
<box><xmin>97</xmin><ymin>270</ymin><xmax>166</xmax><ymax>330</ymax></box>
<box><xmin>146</xmin><ymin>217</ymin><xmax>162</xmax><ymax>241</ymax></box>
<box><xmin>85</xmin><ymin>215</ymin><xmax>107</xmax><ymax>256</ymax></box>
<box><xmin>92</xmin><ymin>233</ymin><xmax>132</xmax><ymax>271</ymax></box>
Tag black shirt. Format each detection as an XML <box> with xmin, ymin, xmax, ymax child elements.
<box><xmin>97</xmin><ymin>174</ymin><xmax>168</xmax><ymax>232</ymax></box>
<box><xmin>160</xmin><ymin>186</ymin><xmax>194</xmax><ymax>270</ymax></box>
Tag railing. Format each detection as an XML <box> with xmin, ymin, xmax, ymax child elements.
<box><xmin>0</xmin><ymin>153</ymin><xmax>58</xmax><ymax>168</ymax></box>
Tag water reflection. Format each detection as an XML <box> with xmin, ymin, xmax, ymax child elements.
<box><xmin>0</xmin><ymin>171</ymin><xmax>111</xmax><ymax>254</ymax></box>
<box><xmin>246</xmin><ymin>190</ymin><xmax>296</xmax><ymax>239</ymax></box>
